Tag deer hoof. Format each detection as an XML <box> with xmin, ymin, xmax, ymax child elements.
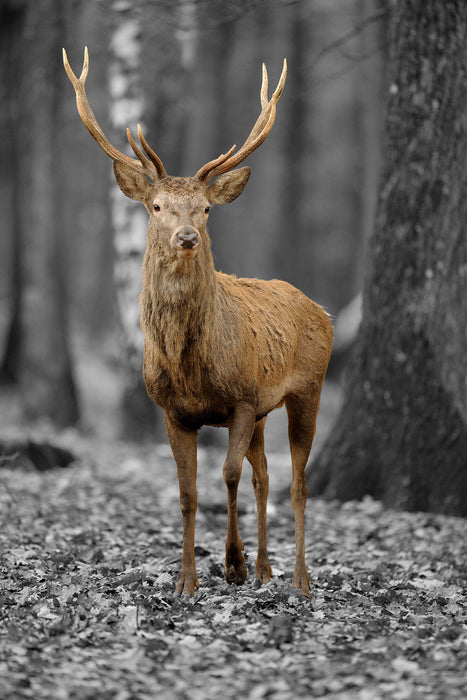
<box><xmin>225</xmin><ymin>557</ymin><xmax>247</xmax><ymax>586</ymax></box>
<box><xmin>175</xmin><ymin>573</ymin><xmax>200</xmax><ymax>596</ymax></box>
<box><xmin>293</xmin><ymin>567</ymin><xmax>311</xmax><ymax>598</ymax></box>
<box><xmin>256</xmin><ymin>561</ymin><xmax>273</xmax><ymax>584</ymax></box>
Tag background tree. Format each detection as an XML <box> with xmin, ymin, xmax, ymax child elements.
<box><xmin>0</xmin><ymin>0</ymin><xmax>384</xmax><ymax>439</ymax></box>
<box><xmin>309</xmin><ymin>0</ymin><xmax>467</xmax><ymax>516</ymax></box>
<box><xmin>108</xmin><ymin>1</ymin><xmax>160</xmax><ymax>439</ymax></box>
<box><xmin>0</xmin><ymin>0</ymin><xmax>79</xmax><ymax>427</ymax></box>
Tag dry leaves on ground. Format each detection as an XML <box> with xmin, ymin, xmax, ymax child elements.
<box><xmin>0</xmin><ymin>437</ymin><xmax>466</xmax><ymax>699</ymax></box>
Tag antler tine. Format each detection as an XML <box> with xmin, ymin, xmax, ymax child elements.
<box><xmin>62</xmin><ymin>46</ymin><xmax>87</xmax><ymax>90</ymax></box>
<box><xmin>195</xmin><ymin>58</ymin><xmax>287</xmax><ymax>183</ymax></box>
<box><xmin>125</xmin><ymin>125</ymin><xmax>166</xmax><ymax>181</ymax></box>
<box><xmin>260</xmin><ymin>63</ymin><xmax>269</xmax><ymax>109</ymax></box>
<box><xmin>63</xmin><ymin>47</ymin><xmax>164</xmax><ymax>181</ymax></box>
<box><xmin>193</xmin><ymin>145</ymin><xmax>237</xmax><ymax>183</ymax></box>
<box><xmin>126</xmin><ymin>127</ymin><xmax>150</xmax><ymax>166</ymax></box>
<box><xmin>272</xmin><ymin>58</ymin><xmax>287</xmax><ymax>100</ymax></box>
<box><xmin>137</xmin><ymin>124</ymin><xmax>167</xmax><ymax>178</ymax></box>
<box><xmin>79</xmin><ymin>45</ymin><xmax>89</xmax><ymax>82</ymax></box>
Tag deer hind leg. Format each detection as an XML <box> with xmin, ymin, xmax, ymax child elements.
<box><xmin>223</xmin><ymin>404</ymin><xmax>256</xmax><ymax>586</ymax></box>
<box><xmin>164</xmin><ymin>412</ymin><xmax>199</xmax><ymax>596</ymax></box>
<box><xmin>285</xmin><ymin>391</ymin><xmax>321</xmax><ymax>598</ymax></box>
<box><xmin>246</xmin><ymin>417</ymin><xmax>273</xmax><ymax>584</ymax></box>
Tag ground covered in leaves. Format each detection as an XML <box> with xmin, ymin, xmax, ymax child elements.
<box><xmin>1</xmin><ymin>434</ymin><xmax>466</xmax><ymax>699</ymax></box>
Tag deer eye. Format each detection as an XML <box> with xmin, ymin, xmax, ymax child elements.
<box><xmin>153</xmin><ymin>204</ymin><xmax>161</xmax><ymax>212</ymax></box>
<box><xmin>204</xmin><ymin>206</ymin><xmax>210</xmax><ymax>214</ymax></box>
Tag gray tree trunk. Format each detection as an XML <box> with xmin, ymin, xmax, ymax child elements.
<box><xmin>15</xmin><ymin>0</ymin><xmax>79</xmax><ymax>426</ymax></box>
<box><xmin>309</xmin><ymin>0</ymin><xmax>467</xmax><ymax>516</ymax></box>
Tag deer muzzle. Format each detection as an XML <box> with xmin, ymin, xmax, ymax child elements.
<box><xmin>171</xmin><ymin>226</ymin><xmax>200</xmax><ymax>255</ymax></box>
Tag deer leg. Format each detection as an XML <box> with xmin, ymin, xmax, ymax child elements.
<box><xmin>246</xmin><ymin>417</ymin><xmax>273</xmax><ymax>584</ymax></box>
<box><xmin>285</xmin><ymin>393</ymin><xmax>321</xmax><ymax>598</ymax></box>
<box><xmin>164</xmin><ymin>412</ymin><xmax>199</xmax><ymax>595</ymax></box>
<box><xmin>223</xmin><ymin>404</ymin><xmax>256</xmax><ymax>586</ymax></box>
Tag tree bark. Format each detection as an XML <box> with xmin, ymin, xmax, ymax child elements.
<box><xmin>0</xmin><ymin>1</ymin><xmax>23</xmax><ymax>382</ymax></box>
<box><xmin>110</xmin><ymin>1</ymin><xmax>161</xmax><ymax>439</ymax></box>
<box><xmin>309</xmin><ymin>0</ymin><xmax>467</xmax><ymax>516</ymax></box>
<box><xmin>13</xmin><ymin>0</ymin><xmax>79</xmax><ymax>426</ymax></box>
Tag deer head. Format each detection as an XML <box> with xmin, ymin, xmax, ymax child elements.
<box><xmin>63</xmin><ymin>48</ymin><xmax>286</xmax><ymax>261</ymax></box>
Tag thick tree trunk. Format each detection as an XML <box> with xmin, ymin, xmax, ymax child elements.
<box><xmin>309</xmin><ymin>0</ymin><xmax>467</xmax><ymax>516</ymax></box>
<box><xmin>15</xmin><ymin>0</ymin><xmax>79</xmax><ymax>426</ymax></box>
<box><xmin>0</xmin><ymin>1</ymin><xmax>22</xmax><ymax>383</ymax></box>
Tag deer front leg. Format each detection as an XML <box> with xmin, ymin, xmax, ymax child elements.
<box><xmin>164</xmin><ymin>412</ymin><xmax>199</xmax><ymax>595</ymax></box>
<box><xmin>246</xmin><ymin>417</ymin><xmax>273</xmax><ymax>584</ymax></box>
<box><xmin>224</xmin><ymin>404</ymin><xmax>256</xmax><ymax>586</ymax></box>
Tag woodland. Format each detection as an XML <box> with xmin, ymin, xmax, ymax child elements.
<box><xmin>1</xmin><ymin>0</ymin><xmax>466</xmax><ymax>698</ymax></box>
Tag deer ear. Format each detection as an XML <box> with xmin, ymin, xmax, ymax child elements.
<box><xmin>113</xmin><ymin>161</ymin><xmax>152</xmax><ymax>202</ymax></box>
<box><xmin>207</xmin><ymin>167</ymin><xmax>251</xmax><ymax>205</ymax></box>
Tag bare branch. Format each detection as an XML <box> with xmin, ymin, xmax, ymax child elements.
<box><xmin>307</xmin><ymin>7</ymin><xmax>388</xmax><ymax>71</ymax></box>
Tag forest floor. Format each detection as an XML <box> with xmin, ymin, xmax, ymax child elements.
<box><xmin>0</xmin><ymin>383</ymin><xmax>466</xmax><ymax>699</ymax></box>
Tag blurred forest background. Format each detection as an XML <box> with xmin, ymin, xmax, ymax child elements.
<box><xmin>0</xmin><ymin>0</ymin><xmax>384</xmax><ymax>439</ymax></box>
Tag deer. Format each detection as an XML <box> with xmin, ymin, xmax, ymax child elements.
<box><xmin>63</xmin><ymin>47</ymin><xmax>333</xmax><ymax>597</ymax></box>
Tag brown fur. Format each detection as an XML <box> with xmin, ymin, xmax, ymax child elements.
<box><xmin>128</xmin><ymin>174</ymin><xmax>333</xmax><ymax>596</ymax></box>
<box><xmin>63</xmin><ymin>49</ymin><xmax>332</xmax><ymax>596</ymax></box>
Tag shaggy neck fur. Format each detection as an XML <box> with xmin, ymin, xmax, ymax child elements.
<box><xmin>140</xmin><ymin>228</ymin><xmax>218</xmax><ymax>391</ymax></box>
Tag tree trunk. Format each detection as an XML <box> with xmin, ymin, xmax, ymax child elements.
<box><xmin>14</xmin><ymin>0</ymin><xmax>79</xmax><ymax>426</ymax></box>
<box><xmin>309</xmin><ymin>0</ymin><xmax>467</xmax><ymax>516</ymax></box>
<box><xmin>0</xmin><ymin>1</ymin><xmax>23</xmax><ymax>382</ymax></box>
<box><xmin>276</xmin><ymin>0</ymin><xmax>308</xmax><ymax>288</ymax></box>
<box><xmin>110</xmin><ymin>1</ymin><xmax>160</xmax><ymax>439</ymax></box>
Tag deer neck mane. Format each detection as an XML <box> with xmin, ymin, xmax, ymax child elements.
<box><xmin>140</xmin><ymin>236</ymin><xmax>218</xmax><ymax>369</ymax></box>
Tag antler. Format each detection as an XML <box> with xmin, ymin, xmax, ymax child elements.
<box><xmin>63</xmin><ymin>47</ymin><xmax>166</xmax><ymax>180</ymax></box>
<box><xmin>195</xmin><ymin>59</ymin><xmax>287</xmax><ymax>183</ymax></box>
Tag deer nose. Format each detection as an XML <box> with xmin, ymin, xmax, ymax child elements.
<box><xmin>175</xmin><ymin>226</ymin><xmax>200</xmax><ymax>250</ymax></box>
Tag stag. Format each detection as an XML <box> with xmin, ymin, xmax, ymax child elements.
<box><xmin>63</xmin><ymin>48</ymin><xmax>333</xmax><ymax>597</ymax></box>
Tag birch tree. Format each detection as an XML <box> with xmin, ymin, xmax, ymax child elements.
<box><xmin>109</xmin><ymin>1</ymin><xmax>158</xmax><ymax>437</ymax></box>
